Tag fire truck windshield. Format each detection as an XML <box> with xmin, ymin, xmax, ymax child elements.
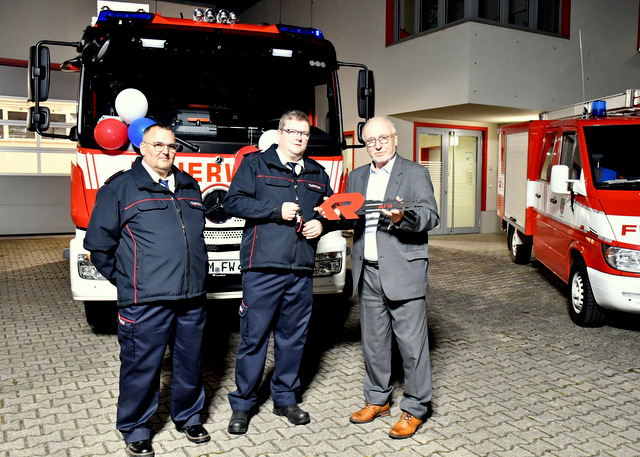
<box><xmin>77</xmin><ymin>25</ymin><xmax>342</xmax><ymax>156</ymax></box>
<box><xmin>584</xmin><ymin>124</ymin><xmax>640</xmax><ymax>188</ymax></box>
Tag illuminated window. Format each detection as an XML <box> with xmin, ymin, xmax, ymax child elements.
<box><xmin>0</xmin><ymin>97</ymin><xmax>77</xmax><ymax>175</ymax></box>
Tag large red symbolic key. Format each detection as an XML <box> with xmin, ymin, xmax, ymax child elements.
<box><xmin>319</xmin><ymin>193</ymin><xmax>422</xmax><ymax>220</ymax></box>
<box><xmin>318</xmin><ymin>192</ymin><xmax>365</xmax><ymax>220</ymax></box>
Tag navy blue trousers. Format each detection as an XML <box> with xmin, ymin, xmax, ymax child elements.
<box><xmin>116</xmin><ymin>299</ymin><xmax>206</xmax><ymax>443</ymax></box>
<box><xmin>228</xmin><ymin>270</ymin><xmax>313</xmax><ymax>411</ymax></box>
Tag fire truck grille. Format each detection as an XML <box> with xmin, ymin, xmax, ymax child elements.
<box><xmin>204</xmin><ymin>229</ymin><xmax>242</xmax><ymax>252</ymax></box>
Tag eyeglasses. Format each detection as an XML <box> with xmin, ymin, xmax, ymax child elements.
<box><xmin>282</xmin><ymin>129</ymin><xmax>311</xmax><ymax>139</ymax></box>
<box><xmin>142</xmin><ymin>141</ymin><xmax>178</xmax><ymax>152</ymax></box>
<box><xmin>365</xmin><ymin>133</ymin><xmax>396</xmax><ymax>148</ymax></box>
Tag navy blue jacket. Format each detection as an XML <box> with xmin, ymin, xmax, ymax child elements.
<box><xmin>84</xmin><ymin>157</ymin><xmax>207</xmax><ymax>306</ymax></box>
<box><xmin>223</xmin><ymin>146</ymin><xmax>333</xmax><ymax>272</ymax></box>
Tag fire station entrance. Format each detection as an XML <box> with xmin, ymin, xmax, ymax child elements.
<box><xmin>416</xmin><ymin>126</ymin><xmax>482</xmax><ymax>235</ymax></box>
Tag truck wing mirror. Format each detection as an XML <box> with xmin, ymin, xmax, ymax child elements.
<box><xmin>357</xmin><ymin>69</ymin><xmax>375</xmax><ymax>119</ymax></box>
<box><xmin>550</xmin><ymin>165</ymin><xmax>575</xmax><ymax>194</ymax></box>
<box><xmin>27</xmin><ymin>106</ymin><xmax>50</xmax><ymax>132</ymax></box>
<box><xmin>28</xmin><ymin>45</ymin><xmax>51</xmax><ymax>102</ymax></box>
<box><xmin>357</xmin><ymin>121</ymin><xmax>366</xmax><ymax>145</ymax></box>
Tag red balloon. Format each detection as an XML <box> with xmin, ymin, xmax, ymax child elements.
<box><xmin>234</xmin><ymin>145</ymin><xmax>260</xmax><ymax>171</ymax></box>
<box><xmin>94</xmin><ymin>118</ymin><xmax>128</xmax><ymax>150</ymax></box>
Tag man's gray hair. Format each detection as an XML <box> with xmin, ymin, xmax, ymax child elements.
<box><xmin>363</xmin><ymin>116</ymin><xmax>396</xmax><ymax>133</ymax></box>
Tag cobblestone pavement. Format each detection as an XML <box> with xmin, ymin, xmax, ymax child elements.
<box><xmin>2</xmin><ymin>234</ymin><xmax>640</xmax><ymax>457</ymax></box>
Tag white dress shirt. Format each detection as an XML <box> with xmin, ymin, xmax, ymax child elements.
<box><xmin>364</xmin><ymin>155</ymin><xmax>396</xmax><ymax>262</ymax></box>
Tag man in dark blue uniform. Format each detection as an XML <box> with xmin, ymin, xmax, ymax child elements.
<box><xmin>84</xmin><ymin>124</ymin><xmax>210</xmax><ymax>457</ymax></box>
<box><xmin>224</xmin><ymin>110</ymin><xmax>333</xmax><ymax>434</ymax></box>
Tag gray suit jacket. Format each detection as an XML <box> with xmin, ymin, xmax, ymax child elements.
<box><xmin>346</xmin><ymin>154</ymin><xmax>439</xmax><ymax>301</ymax></box>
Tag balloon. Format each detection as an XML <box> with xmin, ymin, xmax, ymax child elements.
<box><xmin>128</xmin><ymin>117</ymin><xmax>156</xmax><ymax>148</ymax></box>
<box><xmin>234</xmin><ymin>145</ymin><xmax>260</xmax><ymax>171</ymax></box>
<box><xmin>94</xmin><ymin>118</ymin><xmax>128</xmax><ymax>150</ymax></box>
<box><xmin>115</xmin><ymin>88</ymin><xmax>148</xmax><ymax>124</ymax></box>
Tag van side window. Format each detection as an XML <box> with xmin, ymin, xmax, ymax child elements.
<box><xmin>560</xmin><ymin>132</ymin><xmax>581</xmax><ymax>180</ymax></box>
<box><xmin>539</xmin><ymin>131</ymin><xmax>556</xmax><ymax>182</ymax></box>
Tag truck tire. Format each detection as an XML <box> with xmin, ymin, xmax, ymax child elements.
<box><xmin>568</xmin><ymin>261</ymin><xmax>605</xmax><ymax>327</ymax></box>
<box><xmin>507</xmin><ymin>226</ymin><xmax>532</xmax><ymax>264</ymax></box>
<box><xmin>84</xmin><ymin>301</ymin><xmax>118</xmax><ymax>334</ymax></box>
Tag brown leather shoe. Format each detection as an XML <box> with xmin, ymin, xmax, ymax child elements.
<box><xmin>389</xmin><ymin>411</ymin><xmax>423</xmax><ymax>439</ymax></box>
<box><xmin>349</xmin><ymin>402</ymin><xmax>390</xmax><ymax>424</ymax></box>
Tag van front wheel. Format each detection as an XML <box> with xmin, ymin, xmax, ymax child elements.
<box><xmin>568</xmin><ymin>261</ymin><xmax>605</xmax><ymax>327</ymax></box>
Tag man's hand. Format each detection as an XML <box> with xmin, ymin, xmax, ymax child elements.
<box><xmin>380</xmin><ymin>196</ymin><xmax>405</xmax><ymax>224</ymax></box>
<box><xmin>281</xmin><ymin>202</ymin><xmax>300</xmax><ymax>221</ymax></box>
<box><xmin>302</xmin><ymin>219</ymin><xmax>323</xmax><ymax>239</ymax></box>
<box><xmin>315</xmin><ymin>196</ymin><xmax>341</xmax><ymax>219</ymax></box>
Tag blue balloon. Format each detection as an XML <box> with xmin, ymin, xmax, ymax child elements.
<box><xmin>128</xmin><ymin>117</ymin><xmax>156</xmax><ymax>148</ymax></box>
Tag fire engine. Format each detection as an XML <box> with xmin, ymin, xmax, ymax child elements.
<box><xmin>498</xmin><ymin>90</ymin><xmax>640</xmax><ymax>327</ymax></box>
<box><xmin>27</xmin><ymin>4</ymin><xmax>374</xmax><ymax>330</ymax></box>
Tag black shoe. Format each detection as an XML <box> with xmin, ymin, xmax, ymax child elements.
<box><xmin>228</xmin><ymin>410</ymin><xmax>249</xmax><ymax>435</ymax></box>
<box><xmin>181</xmin><ymin>424</ymin><xmax>210</xmax><ymax>444</ymax></box>
<box><xmin>126</xmin><ymin>439</ymin><xmax>154</xmax><ymax>457</ymax></box>
<box><xmin>273</xmin><ymin>404</ymin><xmax>310</xmax><ymax>425</ymax></box>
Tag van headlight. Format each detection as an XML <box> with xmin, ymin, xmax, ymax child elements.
<box><xmin>603</xmin><ymin>245</ymin><xmax>640</xmax><ymax>273</ymax></box>
<box><xmin>314</xmin><ymin>251</ymin><xmax>342</xmax><ymax>276</ymax></box>
<box><xmin>77</xmin><ymin>254</ymin><xmax>106</xmax><ymax>280</ymax></box>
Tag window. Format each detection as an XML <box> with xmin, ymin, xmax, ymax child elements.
<box><xmin>560</xmin><ymin>132</ymin><xmax>581</xmax><ymax>180</ymax></box>
<box><xmin>389</xmin><ymin>0</ymin><xmax>570</xmax><ymax>44</ymax></box>
<box><xmin>539</xmin><ymin>131</ymin><xmax>557</xmax><ymax>182</ymax></box>
<box><xmin>0</xmin><ymin>97</ymin><xmax>77</xmax><ymax>175</ymax></box>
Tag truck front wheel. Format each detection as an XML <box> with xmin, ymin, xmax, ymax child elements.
<box><xmin>568</xmin><ymin>261</ymin><xmax>605</xmax><ymax>327</ymax></box>
<box><xmin>84</xmin><ymin>301</ymin><xmax>118</xmax><ymax>333</ymax></box>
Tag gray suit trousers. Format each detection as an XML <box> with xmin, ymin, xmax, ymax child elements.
<box><xmin>360</xmin><ymin>263</ymin><xmax>432</xmax><ymax>418</ymax></box>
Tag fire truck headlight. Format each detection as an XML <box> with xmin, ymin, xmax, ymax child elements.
<box><xmin>77</xmin><ymin>254</ymin><xmax>106</xmax><ymax>280</ymax></box>
<box><xmin>603</xmin><ymin>245</ymin><xmax>640</xmax><ymax>273</ymax></box>
<box><xmin>314</xmin><ymin>251</ymin><xmax>342</xmax><ymax>277</ymax></box>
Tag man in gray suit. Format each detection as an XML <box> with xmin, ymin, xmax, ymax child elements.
<box><xmin>346</xmin><ymin>117</ymin><xmax>439</xmax><ymax>439</ymax></box>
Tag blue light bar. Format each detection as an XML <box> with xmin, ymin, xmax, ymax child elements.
<box><xmin>97</xmin><ymin>10</ymin><xmax>154</xmax><ymax>24</ymax></box>
<box><xmin>277</xmin><ymin>24</ymin><xmax>324</xmax><ymax>40</ymax></box>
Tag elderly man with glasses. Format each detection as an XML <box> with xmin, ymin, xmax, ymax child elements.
<box><xmin>223</xmin><ymin>110</ymin><xmax>334</xmax><ymax>435</ymax></box>
<box><xmin>84</xmin><ymin>124</ymin><xmax>210</xmax><ymax>457</ymax></box>
<box><xmin>345</xmin><ymin>117</ymin><xmax>439</xmax><ymax>439</ymax></box>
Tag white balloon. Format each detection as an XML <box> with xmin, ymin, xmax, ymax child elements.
<box><xmin>115</xmin><ymin>88</ymin><xmax>148</xmax><ymax>124</ymax></box>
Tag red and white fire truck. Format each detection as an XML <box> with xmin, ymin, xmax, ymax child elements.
<box><xmin>27</xmin><ymin>4</ymin><xmax>374</xmax><ymax>330</ymax></box>
<box><xmin>498</xmin><ymin>90</ymin><xmax>640</xmax><ymax>327</ymax></box>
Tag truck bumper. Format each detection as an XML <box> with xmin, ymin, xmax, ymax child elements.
<box><xmin>588</xmin><ymin>267</ymin><xmax>640</xmax><ymax>313</ymax></box>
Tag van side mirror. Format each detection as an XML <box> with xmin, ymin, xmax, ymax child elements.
<box><xmin>357</xmin><ymin>69</ymin><xmax>375</xmax><ymax>119</ymax></box>
<box><xmin>550</xmin><ymin>165</ymin><xmax>571</xmax><ymax>194</ymax></box>
<box><xmin>28</xmin><ymin>45</ymin><xmax>51</xmax><ymax>102</ymax></box>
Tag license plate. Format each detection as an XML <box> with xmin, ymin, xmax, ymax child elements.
<box><xmin>208</xmin><ymin>260</ymin><xmax>241</xmax><ymax>275</ymax></box>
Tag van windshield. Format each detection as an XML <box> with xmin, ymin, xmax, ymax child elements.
<box><xmin>583</xmin><ymin>124</ymin><xmax>640</xmax><ymax>188</ymax></box>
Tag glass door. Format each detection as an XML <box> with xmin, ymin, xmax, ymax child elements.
<box><xmin>416</xmin><ymin>127</ymin><xmax>482</xmax><ymax>235</ymax></box>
